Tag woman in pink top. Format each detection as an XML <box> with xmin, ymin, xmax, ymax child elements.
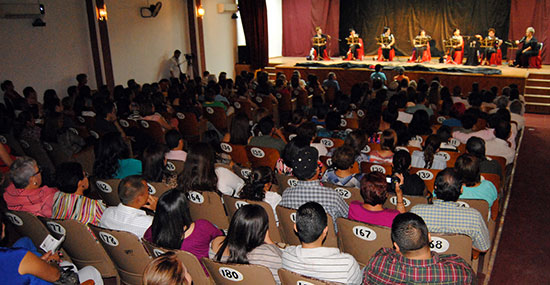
<box><xmin>348</xmin><ymin>171</ymin><xmax>406</xmax><ymax>227</ymax></box>
<box><xmin>143</xmin><ymin>189</ymin><xmax>222</xmax><ymax>264</ymax></box>
<box><xmin>3</xmin><ymin>157</ymin><xmax>58</xmax><ymax>217</ymax></box>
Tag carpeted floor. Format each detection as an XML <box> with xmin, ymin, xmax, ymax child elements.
<box><xmin>489</xmin><ymin>114</ymin><xmax>550</xmax><ymax>284</ymax></box>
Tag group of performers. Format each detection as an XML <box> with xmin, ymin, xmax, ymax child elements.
<box><xmin>309</xmin><ymin>26</ymin><xmax>540</xmax><ymax>68</ymax></box>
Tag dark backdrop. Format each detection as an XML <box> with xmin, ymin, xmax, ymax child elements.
<box><xmin>508</xmin><ymin>0</ymin><xmax>549</xmax><ymax>64</ymax></box>
<box><xmin>339</xmin><ymin>0</ymin><xmax>511</xmax><ymax>57</ymax></box>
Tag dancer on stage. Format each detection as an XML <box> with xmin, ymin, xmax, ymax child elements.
<box><xmin>378</xmin><ymin>27</ymin><xmax>395</xmax><ymax>61</ymax></box>
<box><xmin>513</xmin><ymin>27</ymin><xmax>539</xmax><ymax>68</ymax></box>
<box><xmin>344</xmin><ymin>28</ymin><xmax>363</xmax><ymax>60</ymax></box>
<box><xmin>310</xmin><ymin>26</ymin><xmax>331</xmax><ymax>61</ymax></box>
<box><xmin>444</xmin><ymin>28</ymin><xmax>464</xmax><ymax>64</ymax></box>
<box><xmin>409</xmin><ymin>30</ymin><xmax>431</xmax><ymax>63</ymax></box>
<box><xmin>479</xmin><ymin>28</ymin><xmax>502</xmax><ymax>65</ymax></box>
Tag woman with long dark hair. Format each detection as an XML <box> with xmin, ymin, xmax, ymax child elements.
<box><xmin>210</xmin><ymin>204</ymin><xmax>282</xmax><ymax>283</ymax></box>
<box><xmin>411</xmin><ymin>135</ymin><xmax>446</xmax><ymax>169</ymax></box>
<box><xmin>93</xmin><ymin>132</ymin><xmax>141</xmax><ymax>179</ymax></box>
<box><xmin>408</xmin><ymin>110</ymin><xmax>432</xmax><ymax>138</ymax></box>
<box><xmin>222</xmin><ymin>113</ymin><xmax>251</xmax><ymax>145</ymax></box>
<box><xmin>142</xmin><ymin>143</ymin><xmax>177</xmax><ymax>188</ymax></box>
<box><xmin>144</xmin><ymin>189</ymin><xmax>222</xmax><ymax>262</ymax></box>
<box><xmin>239</xmin><ymin>166</ymin><xmax>281</xmax><ymax>215</ymax></box>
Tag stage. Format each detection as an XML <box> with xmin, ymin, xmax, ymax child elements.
<box><xmin>266</xmin><ymin>56</ymin><xmax>550</xmax><ymax>96</ymax></box>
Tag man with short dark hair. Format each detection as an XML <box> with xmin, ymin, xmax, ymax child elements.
<box><xmin>466</xmin><ymin>136</ymin><xmax>502</xmax><ymax>177</ymax></box>
<box><xmin>406</xmin><ymin>92</ymin><xmax>434</xmax><ymax>116</ymax></box>
<box><xmin>411</xmin><ymin>168</ymin><xmax>490</xmax><ymax>252</ymax></box>
<box><xmin>169</xmin><ymin>50</ymin><xmax>182</xmax><ymax>80</ymax></box>
<box><xmin>99</xmin><ymin>175</ymin><xmax>158</xmax><ymax>237</ymax></box>
<box><xmin>282</xmin><ymin>202</ymin><xmax>361</xmax><ymax>284</ymax></box>
<box><xmin>485</xmin><ymin>118</ymin><xmax>515</xmax><ymax>164</ymax></box>
<box><xmin>279</xmin><ymin>147</ymin><xmax>348</xmax><ymax>227</ymax></box>
<box><xmin>164</xmin><ymin>130</ymin><xmax>187</xmax><ymax>161</ymax></box>
<box><xmin>248</xmin><ymin>116</ymin><xmax>287</xmax><ymax>154</ymax></box>
<box><xmin>364</xmin><ymin>212</ymin><xmax>475</xmax><ymax>284</ymax></box>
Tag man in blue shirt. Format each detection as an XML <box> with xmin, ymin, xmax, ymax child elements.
<box><xmin>370</xmin><ymin>64</ymin><xmax>387</xmax><ymax>83</ymax></box>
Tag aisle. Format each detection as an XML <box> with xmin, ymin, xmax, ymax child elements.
<box><xmin>489</xmin><ymin>114</ymin><xmax>550</xmax><ymax>284</ymax></box>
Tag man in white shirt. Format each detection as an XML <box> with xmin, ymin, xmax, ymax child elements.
<box><xmin>165</xmin><ymin>130</ymin><xmax>187</xmax><ymax>161</ymax></box>
<box><xmin>282</xmin><ymin>202</ymin><xmax>361</xmax><ymax>284</ymax></box>
<box><xmin>485</xmin><ymin>119</ymin><xmax>515</xmax><ymax>165</ymax></box>
<box><xmin>100</xmin><ymin>175</ymin><xmax>158</xmax><ymax>238</ymax></box>
<box><xmin>169</xmin><ymin>50</ymin><xmax>182</xmax><ymax>80</ymax></box>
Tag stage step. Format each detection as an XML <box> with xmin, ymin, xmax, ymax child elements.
<box><xmin>524</xmin><ymin>94</ymin><xmax>550</xmax><ymax>104</ymax></box>
<box><xmin>525</xmin><ymin>102</ymin><xmax>550</xmax><ymax>113</ymax></box>
<box><xmin>527</xmin><ymin>73</ymin><xmax>550</xmax><ymax>80</ymax></box>
<box><xmin>524</xmin><ymin>86</ymin><xmax>550</xmax><ymax>95</ymax></box>
<box><xmin>526</xmin><ymin>79</ymin><xmax>550</xmax><ymax>88</ymax></box>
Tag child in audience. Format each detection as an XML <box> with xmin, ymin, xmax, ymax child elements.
<box><xmin>143</xmin><ymin>252</ymin><xmax>193</xmax><ymax>285</ymax></box>
<box><xmin>322</xmin><ymin>145</ymin><xmax>362</xmax><ymax>188</ymax></box>
<box><xmin>411</xmin><ymin>135</ymin><xmax>446</xmax><ymax>170</ymax></box>
<box><xmin>239</xmin><ymin>166</ymin><xmax>281</xmax><ymax>216</ymax></box>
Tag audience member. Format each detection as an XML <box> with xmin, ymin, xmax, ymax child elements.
<box><xmin>164</xmin><ymin>130</ymin><xmax>187</xmax><ymax>161</ymax></box>
<box><xmin>367</xmin><ymin>129</ymin><xmax>397</xmax><ymax>163</ymax></box>
<box><xmin>466</xmin><ymin>137</ymin><xmax>503</xmax><ymax>177</ymax></box>
<box><xmin>321</xmin><ymin>145</ymin><xmax>362</xmax><ymax>188</ymax></box>
<box><xmin>93</xmin><ymin>132</ymin><xmax>142</xmax><ymax>179</ymax></box>
<box><xmin>142</xmin><ymin>143</ymin><xmax>177</xmax><ymax>188</ymax></box>
<box><xmin>143</xmin><ymin>252</ymin><xmax>192</xmax><ymax>285</ymax></box>
<box><xmin>239</xmin><ymin>166</ymin><xmax>282</xmax><ymax>215</ymax></box>
<box><xmin>391</xmin><ymin>150</ymin><xmax>426</xmax><ymax>196</ymax></box>
<box><xmin>455</xmin><ymin>154</ymin><xmax>498</xmax><ymax>208</ymax></box>
<box><xmin>411</xmin><ymin>135</ymin><xmax>446</xmax><ymax>170</ymax></box>
<box><xmin>249</xmin><ymin>116</ymin><xmax>287</xmax><ymax>154</ymax></box>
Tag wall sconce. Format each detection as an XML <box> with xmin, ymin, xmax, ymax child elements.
<box><xmin>97</xmin><ymin>4</ymin><xmax>108</xmax><ymax>21</ymax></box>
<box><xmin>197</xmin><ymin>5</ymin><xmax>205</xmax><ymax>17</ymax></box>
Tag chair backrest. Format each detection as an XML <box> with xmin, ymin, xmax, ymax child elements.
<box><xmin>336</xmin><ymin>218</ymin><xmax>392</xmax><ymax>266</ymax></box>
<box><xmin>73</xmin><ymin>146</ymin><xmax>95</xmax><ymax>175</ymax></box>
<box><xmin>486</xmin><ymin>155</ymin><xmax>506</xmax><ymax>176</ymax></box>
<box><xmin>233</xmin><ymin>99</ymin><xmax>255</xmax><ymax>119</ymax></box>
<box><xmin>429</xmin><ymin>233</ymin><xmax>472</xmax><ymax>265</ymax></box>
<box><xmin>0</xmin><ymin>132</ymin><xmax>25</xmax><ymax>156</ymax></box>
<box><xmin>94</xmin><ymin>178</ymin><xmax>122</xmax><ymax>207</ymax></box>
<box><xmin>222</xmin><ymin>195</ymin><xmax>283</xmax><ymax>243</ymax></box>
<box><xmin>360</xmin><ymin>161</ymin><xmax>393</xmax><ymax>175</ymax></box>
<box><xmin>245</xmin><ymin>145</ymin><xmax>281</xmax><ymax>170</ymax></box>
<box><xmin>19</xmin><ymin>139</ymin><xmax>55</xmax><ymax>176</ymax></box>
<box><xmin>275</xmin><ymin>206</ymin><xmax>337</xmax><ymax>247</ymax></box>
<box><xmin>176</xmin><ymin>112</ymin><xmax>201</xmax><ymax>141</ymax></box>
<box><xmin>220</xmin><ymin>142</ymin><xmax>250</xmax><ymax>168</ymax></box>
<box><xmin>314</xmin><ymin>137</ymin><xmax>344</xmax><ymax>150</ymax></box>
<box><xmin>186</xmin><ymin>190</ymin><xmax>230</xmax><ymax>229</ymax></box>
<box><xmin>139</xmin><ymin>120</ymin><xmax>166</xmax><ymax>144</ymax></box>
<box><xmin>274</xmin><ymin>173</ymin><xmax>300</xmax><ymax>195</ymax></box>
<box><xmin>141</xmin><ymin>239</ymin><xmax>213</xmax><ymax>285</ymax></box>
<box><xmin>166</xmin><ymin>159</ymin><xmax>185</xmax><ymax>174</ymax></box>
<box><xmin>5</xmin><ymin>210</ymin><xmax>51</xmax><ymax>253</ymax></box>
<box><xmin>89</xmin><ymin>224</ymin><xmax>152</xmax><ymax>285</ymax></box>
<box><xmin>340</xmin><ymin>118</ymin><xmax>359</xmax><ymax>129</ymax></box>
<box><xmin>277</xmin><ymin>268</ymin><xmax>333</xmax><ymax>285</ymax></box>
<box><xmin>202</xmin><ymin>258</ymin><xmax>277</xmax><ymax>285</ymax></box>
<box><xmin>147</xmin><ymin>181</ymin><xmax>172</xmax><ymax>198</ymax></box>
<box><xmin>383</xmin><ymin>194</ymin><xmax>428</xmax><ymax>212</ymax></box>
<box><xmin>41</xmin><ymin>218</ymin><xmax>119</xmax><ymax>280</ymax></box>
<box><xmin>434</xmin><ymin>150</ymin><xmax>460</xmax><ymax>168</ymax></box>
<box><xmin>119</xmin><ymin>118</ymin><xmax>139</xmax><ymax>131</ymax></box>
<box><xmin>410</xmin><ymin>168</ymin><xmax>442</xmax><ymax>193</ymax></box>
<box><xmin>323</xmin><ymin>183</ymin><xmax>362</xmax><ymax>206</ymax></box>
<box><xmin>42</xmin><ymin>142</ymin><xmax>72</xmax><ymax>166</ymax></box>
<box><xmin>203</xmin><ymin>106</ymin><xmax>228</xmax><ymax>132</ymax></box>
<box><xmin>456</xmin><ymin>199</ymin><xmax>490</xmax><ymax>224</ymax></box>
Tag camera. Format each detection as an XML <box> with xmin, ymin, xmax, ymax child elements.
<box><xmin>184</xmin><ymin>53</ymin><xmax>194</xmax><ymax>60</ymax></box>
<box><xmin>386</xmin><ymin>174</ymin><xmax>401</xmax><ymax>192</ymax></box>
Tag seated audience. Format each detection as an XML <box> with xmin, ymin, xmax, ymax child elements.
<box><xmin>239</xmin><ymin>166</ymin><xmax>282</xmax><ymax>214</ymax></box>
<box><xmin>295</xmin><ymin>121</ymin><xmax>328</xmax><ymax>156</ymax></box>
<box><xmin>93</xmin><ymin>132</ymin><xmax>142</xmax><ymax>179</ymax></box>
<box><xmin>406</xmin><ymin>93</ymin><xmax>434</xmax><ymax>117</ymax></box>
<box><xmin>279</xmin><ymin>147</ymin><xmax>349</xmax><ymax>227</ymax></box>
<box><xmin>275</xmin><ymin>136</ymin><xmax>311</xmax><ymax>175</ymax></box>
<box><xmin>282</xmin><ymin>202</ymin><xmax>361</xmax><ymax>283</ymax></box>
<box><xmin>321</xmin><ymin>145</ymin><xmax>362</xmax><ymax>188</ymax></box>
<box><xmin>484</xmin><ymin>118</ymin><xmax>516</xmax><ymax>165</ymax></box>
<box><xmin>249</xmin><ymin>116</ymin><xmax>287</xmax><ymax>154</ymax></box>
<box><xmin>143</xmin><ymin>252</ymin><xmax>192</xmax><ymax>285</ymax></box>
<box><xmin>391</xmin><ymin>150</ymin><xmax>426</xmax><ymax>196</ymax></box>
<box><xmin>164</xmin><ymin>130</ymin><xmax>187</xmax><ymax>161</ymax></box>
<box><xmin>141</xmin><ymin>100</ymin><xmax>174</xmax><ymax>131</ymax></box>
<box><xmin>466</xmin><ymin>137</ymin><xmax>503</xmax><ymax>177</ymax></box>
<box><xmin>222</xmin><ymin>113</ymin><xmax>251</xmax><ymax>145</ymax></box>
<box><xmin>364</xmin><ymin>212</ymin><xmax>474</xmax><ymax>284</ymax></box>
<box><xmin>509</xmin><ymin>100</ymin><xmax>525</xmax><ymax>130</ymax></box>
<box><xmin>348</xmin><ymin>171</ymin><xmax>405</xmax><ymax>227</ymax></box>
<box><xmin>411</xmin><ymin>135</ymin><xmax>446</xmax><ymax>170</ymax></box>
<box><xmin>210</xmin><ymin>204</ymin><xmax>282</xmax><ymax>283</ymax></box>
<box><xmin>455</xmin><ymin>154</ymin><xmax>498</xmax><ymax>208</ymax></box>
<box><xmin>41</xmin><ymin>112</ymin><xmax>86</xmax><ymax>156</ymax></box>
<box><xmin>100</xmin><ymin>175</ymin><xmax>158</xmax><ymax>238</ymax></box>
<box><xmin>367</xmin><ymin>129</ymin><xmax>397</xmax><ymax>163</ymax></box>
<box><xmin>317</xmin><ymin>111</ymin><xmax>348</xmax><ymax>140</ymax></box>
<box><xmin>4</xmin><ymin>157</ymin><xmax>58</xmax><ymax>217</ymax></box>
<box><xmin>144</xmin><ymin>189</ymin><xmax>222</xmax><ymax>262</ymax></box>
<box><xmin>436</xmin><ymin>125</ymin><xmax>457</xmax><ymax>151</ymax></box>
<box><xmin>95</xmin><ymin>100</ymin><xmax>126</xmax><ymax>136</ymax></box>
<box><xmin>142</xmin><ymin>143</ymin><xmax>177</xmax><ymax>188</ymax></box>
<box><xmin>52</xmin><ymin>162</ymin><xmax>105</xmax><ymax>226</ymax></box>
<box><xmin>442</xmin><ymin>102</ymin><xmax>466</xmax><ymax>127</ymax></box>
<box><xmin>411</xmin><ymin>168</ymin><xmax>491</xmax><ymax>252</ymax></box>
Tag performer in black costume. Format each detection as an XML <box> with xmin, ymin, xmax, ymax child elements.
<box><xmin>480</xmin><ymin>28</ymin><xmax>502</xmax><ymax>65</ymax></box>
<box><xmin>514</xmin><ymin>27</ymin><xmax>539</xmax><ymax>68</ymax></box>
<box><xmin>310</xmin><ymin>26</ymin><xmax>330</xmax><ymax>60</ymax></box>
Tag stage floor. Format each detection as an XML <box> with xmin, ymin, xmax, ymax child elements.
<box><xmin>268</xmin><ymin>56</ymin><xmax>550</xmax><ymax>78</ymax></box>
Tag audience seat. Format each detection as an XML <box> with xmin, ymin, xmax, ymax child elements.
<box><xmin>323</xmin><ymin>183</ymin><xmax>362</xmax><ymax>206</ymax></box>
<box><xmin>0</xmin><ymin>132</ymin><xmax>25</xmax><ymax>156</ymax></box>
<box><xmin>276</xmin><ymin>206</ymin><xmax>337</xmax><ymax>247</ymax></box>
<box><xmin>93</xmin><ymin>178</ymin><xmax>122</xmax><ymax>207</ymax></box>
<box><xmin>220</xmin><ymin>142</ymin><xmax>250</xmax><ymax>168</ymax></box>
<box><xmin>176</xmin><ymin>112</ymin><xmax>204</xmax><ymax>143</ymax></box>
<box><xmin>72</xmin><ymin>146</ymin><xmax>95</xmax><ymax>175</ymax></box>
<box><xmin>274</xmin><ymin>173</ymin><xmax>300</xmax><ymax>195</ymax></box>
<box><xmin>336</xmin><ymin>217</ymin><xmax>392</xmax><ymax>266</ymax></box>
<box><xmin>186</xmin><ymin>190</ymin><xmax>230</xmax><ymax>230</ymax></box>
<box><xmin>383</xmin><ymin>194</ymin><xmax>429</xmax><ymax>212</ymax></box>
<box><xmin>19</xmin><ymin>138</ymin><xmax>55</xmax><ymax>177</ymax></box>
<box><xmin>147</xmin><ymin>181</ymin><xmax>171</xmax><ymax>198</ymax></box>
<box><xmin>5</xmin><ymin>210</ymin><xmax>53</xmax><ymax>255</ymax></box>
<box><xmin>42</xmin><ymin>141</ymin><xmax>72</xmax><ymax>166</ymax></box>
<box><xmin>166</xmin><ymin>159</ymin><xmax>184</xmax><ymax>174</ymax></box>
<box><xmin>340</xmin><ymin>118</ymin><xmax>359</xmax><ymax>129</ymax></box>
<box><xmin>138</xmin><ymin>120</ymin><xmax>166</xmax><ymax>144</ymax></box>
<box><xmin>141</xmin><ymin>239</ymin><xmax>213</xmax><ymax>285</ymax></box>
<box><xmin>277</xmin><ymin>268</ymin><xmax>333</xmax><ymax>285</ymax></box>
<box><xmin>489</xmin><ymin>48</ymin><xmax>503</xmax><ymax>66</ymax></box>
<box><xmin>203</xmin><ymin>106</ymin><xmax>229</xmax><ymax>133</ymax></box>
<box><xmin>360</xmin><ymin>161</ymin><xmax>393</xmax><ymax>175</ymax></box>
<box><xmin>429</xmin><ymin>233</ymin><xmax>473</xmax><ymax>265</ymax></box>
<box><xmin>313</xmin><ymin>137</ymin><xmax>344</xmax><ymax>150</ymax></box>
<box><xmin>223</xmin><ymin>195</ymin><xmax>283</xmax><ymax>244</ymax></box>
<box><xmin>245</xmin><ymin>145</ymin><xmax>280</xmax><ymax>170</ymax></box>
<box><xmin>233</xmin><ymin>98</ymin><xmax>256</xmax><ymax>120</ymax></box>
<box><xmin>202</xmin><ymin>258</ymin><xmax>277</xmax><ymax>285</ymax></box>
<box><xmin>410</xmin><ymin>168</ymin><xmax>442</xmax><ymax>192</ymax></box>
<box><xmin>89</xmin><ymin>224</ymin><xmax>152</xmax><ymax>285</ymax></box>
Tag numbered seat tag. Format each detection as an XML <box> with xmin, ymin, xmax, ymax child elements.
<box><xmin>176</xmin><ymin>113</ymin><xmax>186</xmax><ymax>120</ymax></box>
<box><xmin>218</xmin><ymin>267</ymin><xmax>244</xmax><ymax>281</ymax></box>
<box><xmin>5</xmin><ymin>213</ymin><xmax>23</xmax><ymax>226</ymax></box>
<box><xmin>417</xmin><ymin>170</ymin><xmax>434</xmax><ymax>180</ymax></box>
<box><xmin>389</xmin><ymin>196</ymin><xmax>411</xmax><ymax>207</ymax></box>
<box><xmin>335</xmin><ymin>188</ymin><xmax>352</xmax><ymax>199</ymax></box>
<box><xmin>99</xmin><ymin>232</ymin><xmax>119</xmax><ymax>246</ymax></box>
<box><xmin>287</xmin><ymin>178</ymin><xmax>299</xmax><ymax>187</ymax></box>
<box><xmin>235</xmin><ymin>201</ymin><xmax>249</xmax><ymax>209</ymax></box>
<box><xmin>429</xmin><ymin>237</ymin><xmax>450</xmax><ymax>253</ymax></box>
<box><xmin>320</xmin><ymin>138</ymin><xmax>334</xmax><ymax>148</ymax></box>
<box><xmin>352</xmin><ymin>225</ymin><xmax>377</xmax><ymax>241</ymax></box>
<box><xmin>95</xmin><ymin>181</ymin><xmax>113</xmax><ymax>193</ymax></box>
<box><xmin>370</xmin><ymin>164</ymin><xmax>386</xmax><ymax>174</ymax></box>
<box><xmin>220</xmin><ymin>143</ymin><xmax>233</xmax><ymax>153</ymax></box>
<box><xmin>250</xmin><ymin>147</ymin><xmax>265</xmax><ymax>158</ymax></box>
<box><xmin>187</xmin><ymin>191</ymin><xmax>204</xmax><ymax>204</ymax></box>
<box><xmin>147</xmin><ymin>183</ymin><xmax>156</xmax><ymax>195</ymax></box>
<box><xmin>47</xmin><ymin>222</ymin><xmax>66</xmax><ymax>235</ymax></box>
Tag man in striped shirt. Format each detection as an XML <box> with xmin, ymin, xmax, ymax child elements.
<box><xmin>364</xmin><ymin>212</ymin><xmax>474</xmax><ymax>284</ymax></box>
<box><xmin>282</xmin><ymin>202</ymin><xmax>362</xmax><ymax>284</ymax></box>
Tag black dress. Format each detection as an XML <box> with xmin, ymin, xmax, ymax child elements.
<box><xmin>515</xmin><ymin>36</ymin><xmax>539</xmax><ymax>67</ymax></box>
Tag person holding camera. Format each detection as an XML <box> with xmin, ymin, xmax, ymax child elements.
<box><xmin>348</xmin><ymin>171</ymin><xmax>406</xmax><ymax>228</ymax></box>
<box><xmin>391</xmin><ymin>150</ymin><xmax>427</xmax><ymax>197</ymax></box>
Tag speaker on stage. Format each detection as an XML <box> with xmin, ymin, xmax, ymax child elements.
<box><xmin>238</xmin><ymin>45</ymin><xmax>250</xmax><ymax>64</ymax></box>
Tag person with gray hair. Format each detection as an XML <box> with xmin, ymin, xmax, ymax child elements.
<box><xmin>99</xmin><ymin>175</ymin><xmax>158</xmax><ymax>238</ymax></box>
<box><xmin>3</xmin><ymin>156</ymin><xmax>58</xmax><ymax>217</ymax></box>
<box><xmin>513</xmin><ymin>26</ymin><xmax>539</xmax><ymax>67</ymax></box>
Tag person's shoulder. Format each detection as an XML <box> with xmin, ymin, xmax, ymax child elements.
<box><xmin>438</xmin><ymin>253</ymin><xmax>476</xmax><ymax>272</ymax></box>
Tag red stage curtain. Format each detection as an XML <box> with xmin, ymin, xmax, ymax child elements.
<box><xmin>282</xmin><ymin>0</ymin><xmax>340</xmax><ymax>57</ymax></box>
<box><xmin>508</xmin><ymin>0</ymin><xmax>549</xmax><ymax>64</ymax></box>
<box><xmin>239</xmin><ymin>0</ymin><xmax>269</xmax><ymax>68</ymax></box>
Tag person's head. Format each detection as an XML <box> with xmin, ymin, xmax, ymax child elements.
<box><xmin>453</xmin><ymin>28</ymin><xmax>460</xmax><ymax>36</ymax></box>
<box><xmin>281</xmin><ymin>136</ymin><xmax>311</xmax><ymax>169</ymax></box>
<box><xmin>419</xmin><ymin>29</ymin><xmax>426</xmax><ymax>37</ymax></box>
<box><xmin>461</xmin><ymin>109</ymin><xmax>478</xmax><ymax>130</ymax></box>
<box><xmin>9</xmin><ymin>157</ymin><xmax>41</xmax><ymax>190</ymax></box>
<box><xmin>229</xmin><ymin>113</ymin><xmax>251</xmax><ymax>145</ymax></box>
<box><xmin>215</xmin><ymin>204</ymin><xmax>269</xmax><ymax>263</ymax></box>
<box><xmin>381</xmin><ymin>129</ymin><xmax>397</xmax><ymax>151</ymax></box>
<box><xmin>375</xmin><ymin>64</ymin><xmax>382</xmax><ymax>72</ymax></box>
<box><xmin>392</xmin><ymin>149</ymin><xmax>413</xmax><ymax>174</ymax></box>
<box><xmin>325</xmin><ymin>111</ymin><xmax>341</xmax><ymax>131</ymax></box>
<box><xmin>422</xmin><ymin>135</ymin><xmax>441</xmax><ymax>168</ymax></box>
<box><xmin>488</xmin><ymin>28</ymin><xmax>496</xmax><ymax>37</ymax></box>
<box><xmin>455</xmin><ymin>153</ymin><xmax>480</xmax><ymax>187</ymax></box>
<box><xmin>383</xmin><ymin>26</ymin><xmax>391</xmax><ymax>35</ymax></box>
<box><xmin>509</xmin><ymin>100</ymin><xmax>522</xmax><ymax>115</ymax></box>
<box><xmin>23</xmin><ymin>86</ymin><xmax>37</xmax><ymax>100</ymax></box>
<box><xmin>526</xmin><ymin>27</ymin><xmax>535</xmax><ymax>37</ymax></box>
<box><xmin>292</xmin><ymin>146</ymin><xmax>319</xmax><ymax>180</ymax></box>
<box><xmin>178</xmin><ymin>143</ymin><xmax>217</xmax><ymax>193</ymax></box>
<box><xmin>494</xmin><ymin>119</ymin><xmax>511</xmax><ymax>140</ymax></box>
<box><xmin>466</xmin><ymin>137</ymin><xmax>486</xmax><ymax>160</ymax></box>
<box><xmin>295</xmin><ymin>202</ymin><xmax>327</xmax><ymax>244</ymax></box>
<box><xmin>239</xmin><ymin>166</ymin><xmax>273</xmax><ymax>201</ymax></box>
<box><xmin>296</xmin><ymin>121</ymin><xmax>317</xmax><ymax>141</ymax></box>
<box><xmin>165</xmin><ymin>130</ymin><xmax>184</xmax><ymax>151</ymax></box>
<box><xmin>315</xmin><ymin>26</ymin><xmax>322</xmax><ymax>34</ymax></box>
<box><xmin>143</xmin><ymin>252</ymin><xmax>192</xmax><ymax>285</ymax></box>
<box><xmin>495</xmin><ymin>96</ymin><xmax>509</xmax><ymax>110</ymax></box>
<box><xmin>332</xmin><ymin>145</ymin><xmax>356</xmax><ymax>171</ymax></box>
<box><xmin>93</xmin><ymin>132</ymin><xmax>130</xmax><ymax>179</ymax></box>
<box><xmin>118</xmin><ymin>175</ymin><xmax>149</xmax><ymax>208</ymax></box>
<box><xmin>258</xmin><ymin>116</ymin><xmax>275</xmax><ymax>136</ymax></box>
<box><xmin>436</xmin><ymin>125</ymin><xmax>452</xmax><ymax>143</ymax></box>
<box><xmin>343</xmin><ymin>129</ymin><xmax>367</xmax><ymax>154</ymax></box>
<box><xmin>391</xmin><ymin>213</ymin><xmax>430</xmax><ymax>256</ymax></box>
<box><xmin>151</xmin><ymin>189</ymin><xmax>193</xmax><ymax>249</ymax></box>
<box><xmin>360</xmin><ymin>171</ymin><xmax>388</xmax><ymax>206</ymax></box>
<box><xmin>96</xmin><ymin>100</ymin><xmax>116</xmax><ymax>121</ymax></box>
<box><xmin>327</xmin><ymin>72</ymin><xmax>336</xmax><ymax>80</ymax></box>
<box><xmin>433</xmin><ymin>168</ymin><xmax>462</xmax><ymax>201</ymax></box>
<box><xmin>450</xmin><ymin>103</ymin><xmax>466</xmax><ymax>119</ymax></box>
<box><xmin>409</xmin><ymin>110</ymin><xmax>431</xmax><ymax>136</ymax></box>
<box><xmin>55</xmin><ymin>162</ymin><xmax>88</xmax><ymax>195</ymax></box>
<box><xmin>142</xmin><ymin>144</ymin><xmax>170</xmax><ymax>183</ymax></box>
<box><xmin>76</xmin><ymin>73</ymin><xmax>88</xmax><ymax>85</ymax></box>
<box><xmin>174</xmin><ymin>50</ymin><xmax>182</xmax><ymax>59</ymax></box>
